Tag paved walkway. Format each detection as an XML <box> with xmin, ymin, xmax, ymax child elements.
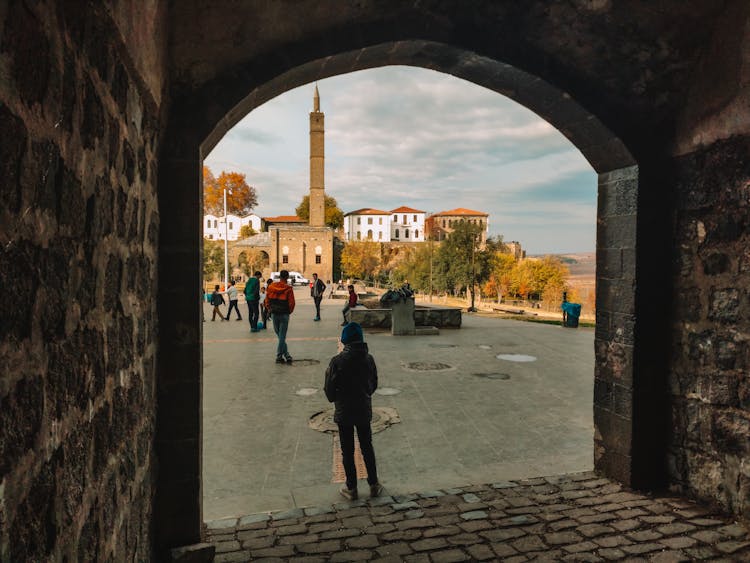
<box><xmin>205</xmin><ymin>471</ymin><xmax>750</xmax><ymax>561</ymax></box>
<box><xmin>203</xmin><ymin>289</ymin><xmax>594</xmax><ymax>520</ymax></box>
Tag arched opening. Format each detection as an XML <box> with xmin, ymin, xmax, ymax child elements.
<box><xmin>157</xmin><ymin>40</ymin><xmax>644</xmax><ymax>550</ymax></box>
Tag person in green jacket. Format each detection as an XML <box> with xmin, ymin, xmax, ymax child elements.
<box><xmin>244</xmin><ymin>271</ymin><xmax>262</xmax><ymax>332</ymax></box>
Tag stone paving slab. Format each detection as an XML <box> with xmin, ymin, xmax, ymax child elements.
<box><xmin>206</xmin><ymin>472</ymin><xmax>750</xmax><ymax>561</ymax></box>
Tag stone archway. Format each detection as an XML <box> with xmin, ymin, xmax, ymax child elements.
<box><xmin>157</xmin><ymin>38</ymin><xmax>660</xmax><ymax>553</ymax></box>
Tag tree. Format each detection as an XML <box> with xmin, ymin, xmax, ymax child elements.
<box><xmin>239</xmin><ymin>225</ymin><xmax>256</xmax><ymax>239</ymax></box>
<box><xmin>295</xmin><ymin>194</ymin><xmax>344</xmax><ymax>229</ymax></box>
<box><xmin>432</xmin><ymin>220</ymin><xmax>485</xmax><ymax>296</ymax></box>
<box><xmin>203</xmin><ymin>240</ymin><xmax>224</xmax><ymax>280</ymax></box>
<box><xmin>341</xmin><ymin>240</ymin><xmax>382</xmax><ymax>280</ymax></box>
<box><xmin>203</xmin><ymin>166</ymin><xmax>258</xmax><ymax>215</ymax></box>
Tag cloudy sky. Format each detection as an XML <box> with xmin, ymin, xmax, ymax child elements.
<box><xmin>204</xmin><ymin>66</ymin><xmax>597</xmax><ymax>254</ymax></box>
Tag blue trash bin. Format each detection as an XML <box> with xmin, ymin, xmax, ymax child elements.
<box><xmin>562</xmin><ymin>302</ymin><xmax>582</xmax><ymax>328</ymax></box>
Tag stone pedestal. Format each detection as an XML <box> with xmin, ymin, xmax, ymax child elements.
<box><xmin>391</xmin><ymin>298</ymin><xmax>416</xmax><ymax>336</ymax></box>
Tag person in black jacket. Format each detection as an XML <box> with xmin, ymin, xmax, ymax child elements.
<box><xmin>324</xmin><ymin>322</ymin><xmax>383</xmax><ymax>500</ymax></box>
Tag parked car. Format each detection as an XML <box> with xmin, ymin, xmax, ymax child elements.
<box><xmin>269</xmin><ymin>271</ymin><xmax>309</xmax><ymax>286</ymax></box>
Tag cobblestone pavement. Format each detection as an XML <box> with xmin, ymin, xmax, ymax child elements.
<box><xmin>205</xmin><ymin>471</ymin><xmax>750</xmax><ymax>561</ymax></box>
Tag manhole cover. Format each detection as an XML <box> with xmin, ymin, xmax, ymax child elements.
<box><xmin>472</xmin><ymin>373</ymin><xmax>511</xmax><ymax>380</ymax></box>
<box><xmin>287</xmin><ymin>359</ymin><xmax>320</xmax><ymax>366</ymax></box>
<box><xmin>296</xmin><ymin>388</ymin><xmax>318</xmax><ymax>396</ymax></box>
<box><xmin>403</xmin><ymin>361</ymin><xmax>455</xmax><ymax>372</ymax></box>
<box><xmin>309</xmin><ymin>407</ymin><xmax>401</xmax><ymax>434</ymax></box>
<box><xmin>478</xmin><ymin>344</ymin><xmax>493</xmax><ymax>350</ymax></box>
<box><xmin>375</xmin><ymin>387</ymin><xmax>401</xmax><ymax>396</ymax></box>
<box><xmin>496</xmin><ymin>354</ymin><xmax>536</xmax><ymax>362</ymax></box>
<box><xmin>429</xmin><ymin>343</ymin><xmax>457</xmax><ymax>348</ymax></box>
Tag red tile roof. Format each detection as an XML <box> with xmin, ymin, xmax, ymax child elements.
<box><xmin>429</xmin><ymin>208</ymin><xmax>488</xmax><ymax>217</ymax></box>
<box><xmin>345</xmin><ymin>208</ymin><xmax>392</xmax><ymax>216</ymax></box>
<box><xmin>390</xmin><ymin>206</ymin><xmax>425</xmax><ymax>213</ymax></box>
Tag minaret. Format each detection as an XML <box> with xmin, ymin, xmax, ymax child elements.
<box><xmin>309</xmin><ymin>84</ymin><xmax>325</xmax><ymax>227</ymax></box>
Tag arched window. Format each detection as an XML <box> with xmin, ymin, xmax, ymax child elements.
<box><xmin>367</xmin><ymin>229</ymin><xmax>373</xmax><ymax>239</ymax></box>
<box><xmin>414</xmin><ymin>229</ymin><xmax>419</xmax><ymax>238</ymax></box>
<box><xmin>356</xmin><ymin>231</ymin><xmax>361</xmax><ymax>240</ymax></box>
<box><xmin>405</xmin><ymin>229</ymin><xmax>409</xmax><ymax>238</ymax></box>
<box><xmin>395</xmin><ymin>229</ymin><xmax>400</xmax><ymax>239</ymax></box>
<box><xmin>378</xmin><ymin>231</ymin><xmax>382</xmax><ymax>240</ymax></box>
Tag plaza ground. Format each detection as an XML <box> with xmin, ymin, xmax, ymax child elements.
<box><xmin>202</xmin><ymin>288</ymin><xmax>594</xmax><ymax>521</ymax></box>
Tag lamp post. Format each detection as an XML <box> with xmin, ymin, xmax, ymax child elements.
<box><xmin>468</xmin><ymin>232</ymin><xmax>477</xmax><ymax>312</ymax></box>
<box><xmin>223</xmin><ymin>188</ymin><xmax>229</xmax><ymax>286</ymax></box>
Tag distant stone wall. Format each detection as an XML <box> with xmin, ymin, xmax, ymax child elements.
<box><xmin>0</xmin><ymin>2</ymin><xmax>164</xmax><ymax>560</ymax></box>
<box><xmin>668</xmin><ymin>136</ymin><xmax>750</xmax><ymax>518</ymax></box>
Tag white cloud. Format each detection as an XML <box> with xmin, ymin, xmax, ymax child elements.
<box><xmin>205</xmin><ymin>66</ymin><xmax>597</xmax><ymax>253</ymax></box>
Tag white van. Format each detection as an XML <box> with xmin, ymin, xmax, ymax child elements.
<box><xmin>269</xmin><ymin>271</ymin><xmax>310</xmax><ymax>286</ymax></box>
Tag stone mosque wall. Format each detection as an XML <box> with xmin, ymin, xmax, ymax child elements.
<box><xmin>0</xmin><ymin>1</ymin><xmax>165</xmax><ymax>560</ymax></box>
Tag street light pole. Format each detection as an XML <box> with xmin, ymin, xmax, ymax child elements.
<box><xmin>469</xmin><ymin>232</ymin><xmax>477</xmax><ymax>312</ymax></box>
<box><xmin>223</xmin><ymin>188</ymin><xmax>229</xmax><ymax>286</ymax></box>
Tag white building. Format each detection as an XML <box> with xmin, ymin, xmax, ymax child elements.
<box><xmin>390</xmin><ymin>206</ymin><xmax>426</xmax><ymax>242</ymax></box>
<box><xmin>203</xmin><ymin>213</ymin><xmax>261</xmax><ymax>241</ymax></box>
<box><xmin>344</xmin><ymin>208</ymin><xmax>392</xmax><ymax>241</ymax></box>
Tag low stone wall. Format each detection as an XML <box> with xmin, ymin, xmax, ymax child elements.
<box><xmin>349</xmin><ymin>305</ymin><xmax>461</xmax><ymax>329</ymax></box>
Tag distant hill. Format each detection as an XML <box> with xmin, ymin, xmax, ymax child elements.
<box><xmin>528</xmin><ymin>252</ymin><xmax>595</xmax><ymax>277</ymax></box>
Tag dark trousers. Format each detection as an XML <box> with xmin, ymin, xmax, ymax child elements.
<box><xmin>337</xmin><ymin>422</ymin><xmax>378</xmax><ymax>490</ymax></box>
<box><xmin>247</xmin><ymin>300</ymin><xmax>259</xmax><ymax>329</ymax></box>
<box><xmin>227</xmin><ymin>299</ymin><xmax>242</xmax><ymax>320</ymax></box>
<box><xmin>313</xmin><ymin>296</ymin><xmax>323</xmax><ymax>318</ymax></box>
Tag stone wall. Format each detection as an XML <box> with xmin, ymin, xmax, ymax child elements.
<box><xmin>668</xmin><ymin>136</ymin><xmax>750</xmax><ymax>518</ymax></box>
<box><xmin>0</xmin><ymin>1</ymin><xmax>165</xmax><ymax>560</ymax></box>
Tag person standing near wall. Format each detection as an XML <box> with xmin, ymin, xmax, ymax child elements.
<box><xmin>324</xmin><ymin>322</ymin><xmax>382</xmax><ymax>500</ymax></box>
<box><xmin>311</xmin><ymin>273</ymin><xmax>326</xmax><ymax>321</ymax></box>
<box><xmin>211</xmin><ymin>284</ymin><xmax>226</xmax><ymax>321</ymax></box>
<box><xmin>342</xmin><ymin>284</ymin><xmax>358</xmax><ymax>326</ymax></box>
<box><xmin>225</xmin><ymin>280</ymin><xmax>242</xmax><ymax>321</ymax></box>
<box><xmin>265</xmin><ymin>270</ymin><xmax>296</xmax><ymax>363</ymax></box>
<box><xmin>244</xmin><ymin>271</ymin><xmax>262</xmax><ymax>332</ymax></box>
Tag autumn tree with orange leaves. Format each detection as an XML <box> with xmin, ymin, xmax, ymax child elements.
<box><xmin>203</xmin><ymin>166</ymin><xmax>258</xmax><ymax>215</ymax></box>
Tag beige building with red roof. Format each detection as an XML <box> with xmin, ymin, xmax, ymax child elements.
<box><xmin>425</xmin><ymin>208</ymin><xmax>489</xmax><ymax>244</ymax></box>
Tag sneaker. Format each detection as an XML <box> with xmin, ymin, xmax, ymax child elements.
<box><xmin>276</xmin><ymin>356</ymin><xmax>285</xmax><ymax>364</ymax></box>
<box><xmin>314</xmin><ymin>317</ymin><xmax>320</xmax><ymax>321</ymax></box>
<box><xmin>339</xmin><ymin>486</ymin><xmax>358</xmax><ymax>501</ymax></box>
<box><xmin>250</xmin><ymin>328</ymin><xmax>259</xmax><ymax>333</ymax></box>
<box><xmin>369</xmin><ymin>483</ymin><xmax>383</xmax><ymax>498</ymax></box>
<box><xmin>284</xmin><ymin>355</ymin><xmax>293</xmax><ymax>363</ymax></box>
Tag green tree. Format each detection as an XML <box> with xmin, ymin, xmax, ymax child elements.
<box><xmin>432</xmin><ymin>220</ymin><xmax>486</xmax><ymax>296</ymax></box>
<box><xmin>295</xmin><ymin>195</ymin><xmax>344</xmax><ymax>229</ymax></box>
<box><xmin>203</xmin><ymin>240</ymin><xmax>224</xmax><ymax>280</ymax></box>
<box><xmin>390</xmin><ymin>245</ymin><xmax>432</xmax><ymax>291</ymax></box>
<box><xmin>239</xmin><ymin>225</ymin><xmax>256</xmax><ymax>238</ymax></box>
<box><xmin>341</xmin><ymin>240</ymin><xmax>381</xmax><ymax>280</ymax></box>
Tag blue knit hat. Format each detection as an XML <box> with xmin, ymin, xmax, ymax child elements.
<box><xmin>341</xmin><ymin>322</ymin><xmax>364</xmax><ymax>344</ymax></box>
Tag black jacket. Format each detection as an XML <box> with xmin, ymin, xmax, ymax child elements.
<box><xmin>324</xmin><ymin>342</ymin><xmax>378</xmax><ymax>425</ymax></box>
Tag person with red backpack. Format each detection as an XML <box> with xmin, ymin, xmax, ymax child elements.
<box><xmin>265</xmin><ymin>270</ymin><xmax>296</xmax><ymax>363</ymax></box>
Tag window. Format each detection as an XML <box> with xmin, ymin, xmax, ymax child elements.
<box><xmin>206</xmin><ymin>219</ymin><xmax>211</xmax><ymax>228</ymax></box>
<box><xmin>357</xmin><ymin>217</ymin><xmax>361</xmax><ymax>225</ymax></box>
<box><xmin>208</xmin><ymin>234</ymin><xmax>213</xmax><ymax>239</ymax></box>
<box><xmin>357</xmin><ymin>232</ymin><xmax>361</xmax><ymax>240</ymax></box>
<box><xmin>367</xmin><ymin>217</ymin><xmax>373</xmax><ymax>225</ymax></box>
<box><xmin>315</xmin><ymin>255</ymin><xmax>321</xmax><ymax>264</ymax></box>
<box><xmin>378</xmin><ymin>231</ymin><xmax>382</xmax><ymax>240</ymax></box>
<box><xmin>413</xmin><ymin>215</ymin><xmax>417</xmax><ymax>222</ymax></box>
<box><xmin>395</xmin><ymin>229</ymin><xmax>400</xmax><ymax>239</ymax></box>
<box><xmin>367</xmin><ymin>229</ymin><xmax>373</xmax><ymax>239</ymax></box>
<box><xmin>405</xmin><ymin>229</ymin><xmax>409</xmax><ymax>238</ymax></box>
<box><xmin>214</xmin><ymin>220</ymin><xmax>218</xmax><ymax>228</ymax></box>
<box><xmin>403</xmin><ymin>215</ymin><xmax>407</xmax><ymax>224</ymax></box>
<box><xmin>379</xmin><ymin>218</ymin><xmax>383</xmax><ymax>225</ymax></box>
<box><xmin>442</xmin><ymin>220</ymin><xmax>446</xmax><ymax>228</ymax></box>
<box><xmin>393</xmin><ymin>215</ymin><xmax>398</xmax><ymax>222</ymax></box>
<box><xmin>229</xmin><ymin>222</ymin><xmax>233</xmax><ymax>229</ymax></box>
<box><xmin>414</xmin><ymin>229</ymin><xmax>419</xmax><ymax>238</ymax></box>
<box><xmin>282</xmin><ymin>255</ymin><xmax>289</xmax><ymax>264</ymax></box>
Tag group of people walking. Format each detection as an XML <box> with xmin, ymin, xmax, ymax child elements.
<box><xmin>207</xmin><ymin>269</ymin><xmax>380</xmax><ymax>500</ymax></box>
